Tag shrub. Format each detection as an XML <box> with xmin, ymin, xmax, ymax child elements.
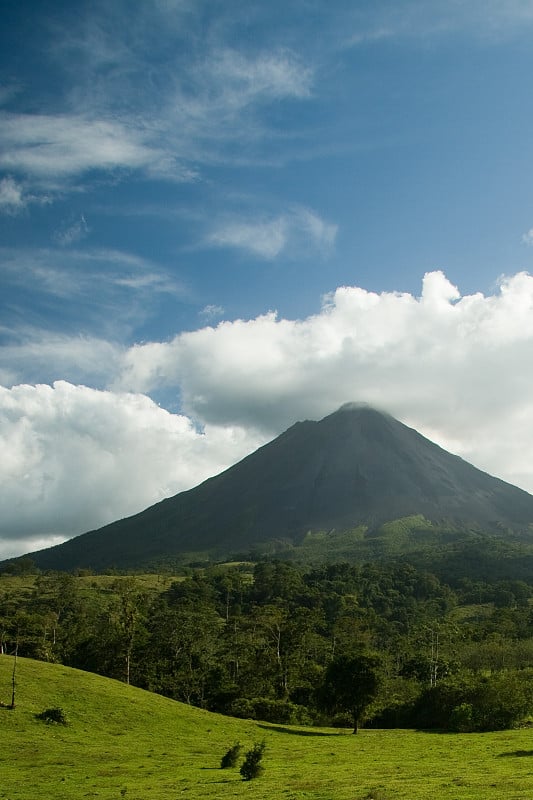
<box><xmin>220</xmin><ymin>742</ymin><xmax>241</xmax><ymax>769</ymax></box>
<box><xmin>450</xmin><ymin>702</ymin><xmax>475</xmax><ymax>733</ymax></box>
<box><xmin>35</xmin><ymin>707</ymin><xmax>68</xmax><ymax>725</ymax></box>
<box><xmin>414</xmin><ymin>670</ymin><xmax>533</xmax><ymax>732</ymax></box>
<box><xmin>361</xmin><ymin>791</ymin><xmax>390</xmax><ymax>800</ymax></box>
<box><xmin>226</xmin><ymin>698</ymin><xmax>256</xmax><ymax>719</ymax></box>
<box><xmin>240</xmin><ymin>741</ymin><xmax>266</xmax><ymax>781</ymax></box>
<box><xmin>251</xmin><ymin>697</ymin><xmax>312</xmax><ymax>725</ymax></box>
<box><xmin>227</xmin><ymin>697</ymin><xmax>311</xmax><ymax>724</ymax></box>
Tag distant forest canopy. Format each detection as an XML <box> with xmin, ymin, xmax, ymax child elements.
<box><xmin>2</xmin><ymin>555</ymin><xmax>533</xmax><ymax>732</ymax></box>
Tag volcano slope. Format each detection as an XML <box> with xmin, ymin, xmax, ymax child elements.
<box><xmin>23</xmin><ymin>403</ymin><xmax>533</xmax><ymax>571</ymax></box>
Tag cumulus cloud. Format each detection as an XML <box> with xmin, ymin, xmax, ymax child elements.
<box><xmin>5</xmin><ymin>270</ymin><xmax>533</xmax><ymax>559</ymax></box>
<box><xmin>116</xmin><ymin>270</ymin><xmax>533</xmax><ymax>494</ymax></box>
<box><xmin>0</xmin><ymin>382</ymin><xmax>263</xmax><ymax>559</ymax></box>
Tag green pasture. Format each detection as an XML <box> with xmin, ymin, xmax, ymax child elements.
<box><xmin>1</xmin><ymin>656</ymin><xmax>533</xmax><ymax>800</ymax></box>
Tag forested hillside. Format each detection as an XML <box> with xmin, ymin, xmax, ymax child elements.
<box><xmin>3</xmin><ymin>558</ymin><xmax>533</xmax><ymax>732</ymax></box>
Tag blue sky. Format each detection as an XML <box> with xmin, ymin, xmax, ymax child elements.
<box><xmin>3</xmin><ymin>0</ymin><xmax>533</xmax><ymax>558</ymax></box>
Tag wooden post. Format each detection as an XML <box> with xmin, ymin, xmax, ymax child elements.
<box><xmin>10</xmin><ymin>644</ymin><xmax>18</xmax><ymax>709</ymax></box>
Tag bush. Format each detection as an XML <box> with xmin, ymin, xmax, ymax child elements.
<box><xmin>227</xmin><ymin>697</ymin><xmax>311</xmax><ymax>724</ymax></box>
<box><xmin>226</xmin><ymin>698</ymin><xmax>256</xmax><ymax>719</ymax></box>
<box><xmin>220</xmin><ymin>742</ymin><xmax>241</xmax><ymax>769</ymax></box>
<box><xmin>414</xmin><ymin>670</ymin><xmax>533</xmax><ymax>732</ymax></box>
<box><xmin>35</xmin><ymin>707</ymin><xmax>68</xmax><ymax>725</ymax></box>
<box><xmin>240</xmin><ymin>741</ymin><xmax>266</xmax><ymax>781</ymax></box>
<box><xmin>361</xmin><ymin>791</ymin><xmax>390</xmax><ymax>800</ymax></box>
<box><xmin>450</xmin><ymin>702</ymin><xmax>475</xmax><ymax>733</ymax></box>
<box><xmin>251</xmin><ymin>697</ymin><xmax>312</xmax><ymax>725</ymax></box>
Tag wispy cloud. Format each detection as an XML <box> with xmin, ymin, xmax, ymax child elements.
<box><xmin>209</xmin><ymin>217</ymin><xmax>288</xmax><ymax>259</ymax></box>
<box><xmin>206</xmin><ymin>48</ymin><xmax>312</xmax><ymax>106</ymax></box>
<box><xmin>345</xmin><ymin>0</ymin><xmax>533</xmax><ymax>46</ymax></box>
<box><xmin>522</xmin><ymin>228</ymin><xmax>533</xmax><ymax>246</ymax></box>
<box><xmin>0</xmin><ymin>176</ymin><xmax>25</xmax><ymax>213</ymax></box>
<box><xmin>0</xmin><ymin>332</ymin><xmax>123</xmax><ymax>389</ymax></box>
<box><xmin>53</xmin><ymin>214</ymin><xmax>90</xmax><ymax>247</ymax></box>
<box><xmin>208</xmin><ymin>206</ymin><xmax>337</xmax><ymax>260</ymax></box>
<box><xmin>0</xmin><ymin>247</ymin><xmax>186</xmax><ymax>351</ymax></box>
<box><xmin>0</xmin><ymin>176</ymin><xmax>50</xmax><ymax>214</ymax></box>
<box><xmin>0</xmin><ymin>9</ymin><xmax>314</xmax><ymax>196</ymax></box>
<box><xmin>1</xmin><ymin>246</ymin><xmax>183</xmax><ymax>299</ymax></box>
<box><xmin>0</xmin><ymin>113</ymin><xmax>157</xmax><ymax>181</ymax></box>
<box><xmin>200</xmin><ymin>304</ymin><xmax>225</xmax><ymax>321</ymax></box>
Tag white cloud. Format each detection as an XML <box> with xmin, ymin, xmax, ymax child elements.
<box><xmin>208</xmin><ymin>49</ymin><xmax>312</xmax><ymax>106</ymax></box>
<box><xmin>0</xmin><ymin>177</ymin><xmax>25</xmax><ymax>213</ymax></box>
<box><xmin>208</xmin><ymin>206</ymin><xmax>337</xmax><ymax>259</ymax></box>
<box><xmin>0</xmin><ymin>113</ymin><xmax>156</xmax><ymax>180</ymax></box>
<box><xmin>0</xmin><ymin>381</ymin><xmax>263</xmax><ymax>556</ymax></box>
<box><xmin>209</xmin><ymin>217</ymin><xmax>288</xmax><ymax>259</ymax></box>
<box><xmin>522</xmin><ymin>228</ymin><xmax>533</xmax><ymax>246</ymax></box>
<box><xmin>5</xmin><ymin>270</ymin><xmax>533</xmax><ymax>559</ymax></box>
<box><xmin>0</xmin><ymin>176</ymin><xmax>50</xmax><ymax>214</ymax></box>
<box><xmin>345</xmin><ymin>0</ymin><xmax>533</xmax><ymax>46</ymax></box>
<box><xmin>1</xmin><ymin>245</ymin><xmax>183</xmax><ymax>307</ymax></box>
<box><xmin>116</xmin><ymin>270</ymin><xmax>533</xmax><ymax>494</ymax></box>
<box><xmin>0</xmin><ymin>38</ymin><xmax>314</xmax><ymax>193</ymax></box>
<box><xmin>0</xmin><ymin>333</ymin><xmax>123</xmax><ymax>389</ymax></box>
<box><xmin>200</xmin><ymin>304</ymin><xmax>225</xmax><ymax>320</ymax></box>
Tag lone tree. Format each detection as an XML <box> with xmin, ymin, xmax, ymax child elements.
<box><xmin>318</xmin><ymin>653</ymin><xmax>382</xmax><ymax>734</ymax></box>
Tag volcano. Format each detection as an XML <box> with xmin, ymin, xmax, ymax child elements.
<box><xmin>24</xmin><ymin>403</ymin><xmax>533</xmax><ymax>571</ymax></box>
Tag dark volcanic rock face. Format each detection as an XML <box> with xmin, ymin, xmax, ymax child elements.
<box><xmin>25</xmin><ymin>404</ymin><xmax>533</xmax><ymax>571</ymax></box>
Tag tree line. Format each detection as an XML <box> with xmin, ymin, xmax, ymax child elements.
<box><xmin>2</xmin><ymin>560</ymin><xmax>533</xmax><ymax>731</ymax></box>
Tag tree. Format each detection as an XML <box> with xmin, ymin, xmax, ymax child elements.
<box><xmin>318</xmin><ymin>653</ymin><xmax>382</xmax><ymax>733</ymax></box>
<box><xmin>111</xmin><ymin>578</ymin><xmax>147</xmax><ymax>685</ymax></box>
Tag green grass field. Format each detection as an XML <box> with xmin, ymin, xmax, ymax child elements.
<box><xmin>1</xmin><ymin>656</ymin><xmax>533</xmax><ymax>800</ymax></box>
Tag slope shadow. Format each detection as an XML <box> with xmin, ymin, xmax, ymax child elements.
<box><xmin>257</xmin><ymin>724</ymin><xmax>343</xmax><ymax>737</ymax></box>
<box><xmin>497</xmin><ymin>750</ymin><xmax>533</xmax><ymax>758</ymax></box>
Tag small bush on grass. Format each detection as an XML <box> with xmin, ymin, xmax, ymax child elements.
<box><xmin>220</xmin><ymin>742</ymin><xmax>241</xmax><ymax>769</ymax></box>
<box><xmin>240</xmin><ymin>741</ymin><xmax>266</xmax><ymax>781</ymax></box>
<box><xmin>35</xmin><ymin>707</ymin><xmax>68</xmax><ymax>725</ymax></box>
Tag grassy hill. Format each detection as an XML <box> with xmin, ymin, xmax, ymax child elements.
<box><xmin>2</xmin><ymin>657</ymin><xmax>533</xmax><ymax>799</ymax></box>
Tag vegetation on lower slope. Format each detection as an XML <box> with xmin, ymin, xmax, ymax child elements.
<box><xmin>3</xmin><ymin>559</ymin><xmax>533</xmax><ymax>732</ymax></box>
<box><xmin>2</xmin><ymin>656</ymin><xmax>533</xmax><ymax>800</ymax></box>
